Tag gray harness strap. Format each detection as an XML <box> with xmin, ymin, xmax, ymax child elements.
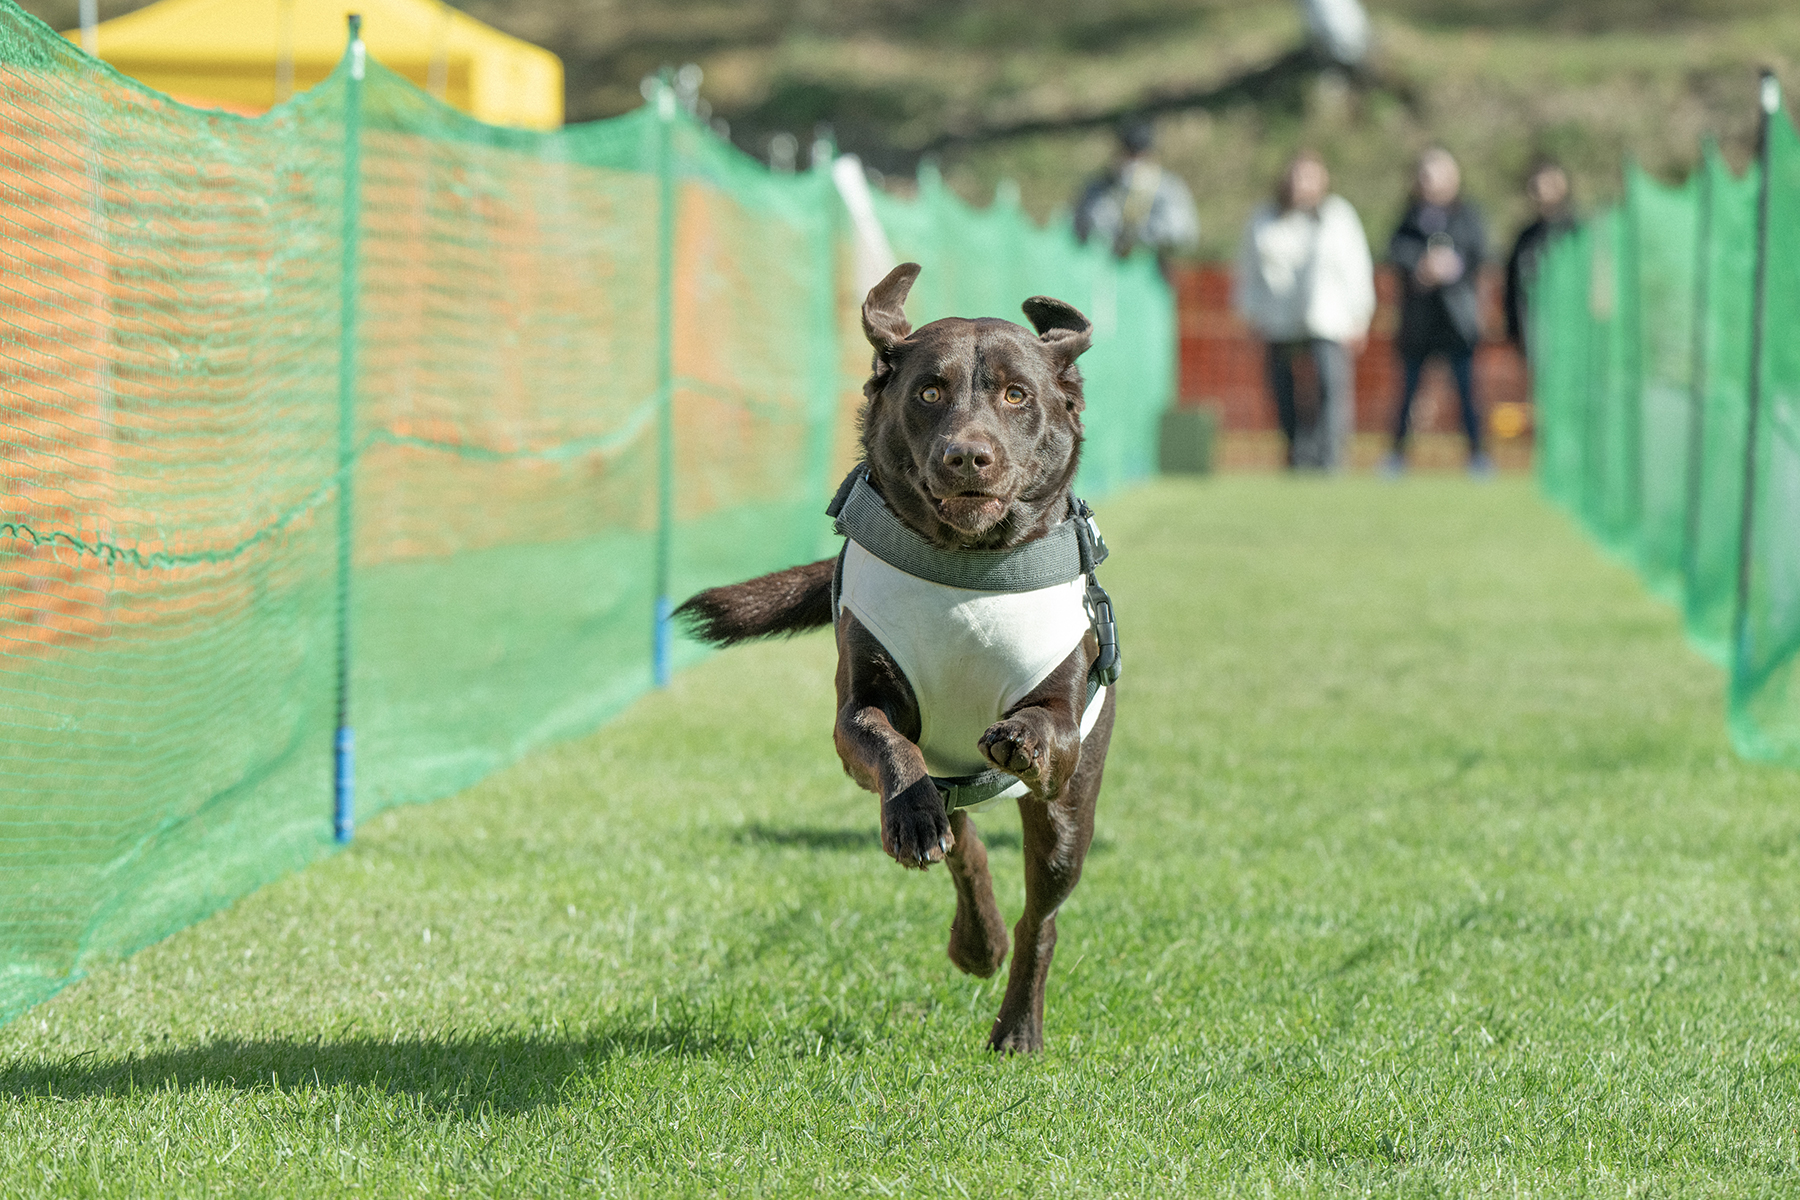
<box><xmin>832</xmin><ymin>472</ymin><xmax>1095</xmax><ymax>591</ymax></box>
<box><xmin>825</xmin><ymin>464</ymin><xmax>1120</xmax><ymax>811</ymax></box>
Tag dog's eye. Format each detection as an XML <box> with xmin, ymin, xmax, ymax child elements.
<box><xmin>1004</xmin><ymin>385</ymin><xmax>1027</xmax><ymax>405</ymax></box>
<box><xmin>919</xmin><ymin>385</ymin><xmax>942</xmax><ymax>404</ymax></box>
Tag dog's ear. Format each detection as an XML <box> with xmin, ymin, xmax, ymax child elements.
<box><xmin>862</xmin><ymin>263</ymin><xmax>920</xmax><ymax>382</ymax></box>
<box><xmin>1021</xmin><ymin>296</ymin><xmax>1093</xmax><ymax>371</ymax></box>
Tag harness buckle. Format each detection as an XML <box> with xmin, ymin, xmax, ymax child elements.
<box><xmin>1080</xmin><ymin>512</ymin><xmax>1109</xmax><ymax>567</ymax></box>
<box><xmin>1084</xmin><ymin>580</ymin><xmax>1121</xmax><ymax>687</ymax></box>
<box><xmin>1069</xmin><ymin>497</ymin><xmax>1109</xmax><ymax>573</ymax></box>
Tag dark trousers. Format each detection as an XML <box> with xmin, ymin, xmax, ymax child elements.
<box><xmin>1266</xmin><ymin>339</ymin><xmax>1353</xmax><ymax>470</ymax></box>
<box><xmin>1392</xmin><ymin>350</ymin><xmax>1482</xmax><ymax>455</ymax></box>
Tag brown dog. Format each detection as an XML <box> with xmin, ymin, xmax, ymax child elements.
<box><xmin>676</xmin><ymin>262</ymin><xmax>1116</xmax><ymax>1053</ymax></box>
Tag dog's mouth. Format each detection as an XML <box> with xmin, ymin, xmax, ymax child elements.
<box><xmin>929</xmin><ymin>489</ymin><xmax>1011</xmax><ymax>534</ymax></box>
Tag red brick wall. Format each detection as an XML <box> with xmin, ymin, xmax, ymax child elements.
<box><xmin>1173</xmin><ymin>265</ymin><xmax>1529</xmax><ymax>434</ymax></box>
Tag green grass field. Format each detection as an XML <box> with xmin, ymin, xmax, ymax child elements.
<box><xmin>4</xmin><ymin>475</ymin><xmax>1798</xmax><ymax>1197</ymax></box>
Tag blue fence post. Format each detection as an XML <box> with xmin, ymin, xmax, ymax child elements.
<box><xmin>652</xmin><ymin>73</ymin><xmax>676</xmax><ymax>688</ymax></box>
<box><xmin>334</xmin><ymin>12</ymin><xmax>365</xmax><ymax>843</ymax></box>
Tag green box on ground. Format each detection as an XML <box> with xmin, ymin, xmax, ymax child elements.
<box><xmin>1158</xmin><ymin>405</ymin><xmax>1217</xmax><ymax>474</ymax></box>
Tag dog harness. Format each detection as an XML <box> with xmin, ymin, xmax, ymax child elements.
<box><xmin>826</xmin><ymin>465</ymin><xmax>1121</xmax><ymax>812</ymax></box>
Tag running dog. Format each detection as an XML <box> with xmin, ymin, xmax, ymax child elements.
<box><xmin>675</xmin><ymin>262</ymin><xmax>1119</xmax><ymax>1053</ymax></box>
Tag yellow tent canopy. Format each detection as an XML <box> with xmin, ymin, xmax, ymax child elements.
<box><xmin>67</xmin><ymin>0</ymin><xmax>563</xmax><ymax>129</ymax></box>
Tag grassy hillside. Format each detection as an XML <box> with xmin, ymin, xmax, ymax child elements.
<box><xmin>19</xmin><ymin>0</ymin><xmax>1800</xmax><ymax>257</ymax></box>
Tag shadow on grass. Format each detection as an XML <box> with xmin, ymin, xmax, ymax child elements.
<box><xmin>735</xmin><ymin>823</ymin><xmax>1024</xmax><ymax>851</ymax></box>
<box><xmin>0</xmin><ymin>1011</ymin><xmax>824</xmax><ymax>1115</ymax></box>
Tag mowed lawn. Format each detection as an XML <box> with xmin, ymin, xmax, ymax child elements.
<box><xmin>4</xmin><ymin>475</ymin><xmax>1799</xmax><ymax>1197</ymax></box>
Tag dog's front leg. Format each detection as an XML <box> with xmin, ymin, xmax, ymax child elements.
<box><xmin>979</xmin><ymin>639</ymin><xmax>1108</xmax><ymax>1052</ymax></box>
<box><xmin>833</xmin><ymin>615</ymin><xmax>951</xmax><ymax>868</ymax></box>
<box><xmin>839</xmin><ymin>706</ymin><xmax>950</xmax><ymax>868</ymax></box>
<box><xmin>976</xmin><ymin>639</ymin><xmax>1094</xmax><ymax>801</ymax></box>
<box><xmin>990</xmin><ymin>688</ymin><xmax>1114</xmax><ymax>1053</ymax></box>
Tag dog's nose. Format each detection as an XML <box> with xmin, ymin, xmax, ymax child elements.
<box><xmin>942</xmin><ymin>440</ymin><xmax>996</xmax><ymax>471</ymax></box>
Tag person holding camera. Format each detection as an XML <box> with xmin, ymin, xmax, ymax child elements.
<box><xmin>1384</xmin><ymin>147</ymin><xmax>1491</xmax><ymax>476</ymax></box>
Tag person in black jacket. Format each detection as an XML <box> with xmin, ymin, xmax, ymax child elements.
<box><xmin>1504</xmin><ymin>159</ymin><xmax>1576</xmax><ymax>359</ymax></box>
<box><xmin>1383</xmin><ymin>147</ymin><xmax>1491</xmax><ymax>476</ymax></box>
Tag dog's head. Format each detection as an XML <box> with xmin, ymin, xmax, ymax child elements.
<box><xmin>858</xmin><ymin>262</ymin><xmax>1093</xmax><ymax>550</ymax></box>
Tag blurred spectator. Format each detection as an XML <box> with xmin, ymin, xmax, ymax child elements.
<box><xmin>1504</xmin><ymin>158</ymin><xmax>1576</xmax><ymax>359</ymax></box>
<box><xmin>1073</xmin><ymin>118</ymin><xmax>1199</xmax><ymax>276</ymax></box>
<box><xmin>1232</xmin><ymin>150</ymin><xmax>1376</xmax><ymax>470</ymax></box>
<box><xmin>1383</xmin><ymin>147</ymin><xmax>1490</xmax><ymax>476</ymax></box>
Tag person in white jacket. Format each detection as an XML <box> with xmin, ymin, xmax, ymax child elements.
<box><xmin>1233</xmin><ymin>151</ymin><xmax>1377</xmax><ymax>470</ymax></box>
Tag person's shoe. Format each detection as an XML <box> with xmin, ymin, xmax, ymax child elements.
<box><xmin>1379</xmin><ymin>451</ymin><xmax>1405</xmax><ymax>479</ymax></box>
<box><xmin>1468</xmin><ymin>451</ymin><xmax>1496</xmax><ymax>479</ymax></box>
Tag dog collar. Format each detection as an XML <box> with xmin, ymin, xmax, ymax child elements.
<box><xmin>826</xmin><ymin>465</ymin><xmax>1106</xmax><ymax>593</ymax></box>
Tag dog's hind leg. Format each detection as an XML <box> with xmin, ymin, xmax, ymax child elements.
<box><xmin>944</xmin><ymin>810</ymin><xmax>1008</xmax><ymax>977</ymax></box>
<box><xmin>987</xmin><ymin>692</ymin><xmax>1114</xmax><ymax>1054</ymax></box>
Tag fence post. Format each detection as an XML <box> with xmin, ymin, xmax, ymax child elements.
<box><xmin>1732</xmin><ymin>70</ymin><xmax>1780</xmax><ymax>676</ymax></box>
<box><xmin>1583</xmin><ymin>220</ymin><xmax>1610</xmax><ymax>528</ymax></box>
<box><xmin>1681</xmin><ymin>150</ymin><xmax>1714</xmax><ymax>588</ymax></box>
<box><xmin>652</xmin><ymin>74</ymin><xmax>676</xmax><ymax>687</ymax></box>
<box><xmin>334</xmin><ymin>13</ymin><xmax>365</xmax><ymax>843</ymax></box>
<box><xmin>1622</xmin><ymin>174</ymin><xmax>1645</xmax><ymax>548</ymax></box>
<box><xmin>805</xmin><ymin>142</ymin><xmax>840</xmax><ymax>551</ymax></box>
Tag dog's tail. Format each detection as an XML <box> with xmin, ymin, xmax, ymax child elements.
<box><xmin>673</xmin><ymin>557</ymin><xmax>837</xmax><ymax>647</ymax></box>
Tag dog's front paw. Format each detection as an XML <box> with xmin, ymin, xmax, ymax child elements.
<box><xmin>882</xmin><ymin>777</ymin><xmax>952</xmax><ymax>869</ymax></box>
<box><xmin>978</xmin><ymin>718</ymin><xmax>1045</xmax><ymax>786</ymax></box>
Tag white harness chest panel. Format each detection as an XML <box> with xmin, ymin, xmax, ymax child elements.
<box><xmin>838</xmin><ymin>538</ymin><xmax>1104</xmax><ymax>784</ymax></box>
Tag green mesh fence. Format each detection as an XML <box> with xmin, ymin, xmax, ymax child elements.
<box><xmin>1730</xmin><ymin>107</ymin><xmax>1800</xmax><ymax>760</ymax></box>
<box><xmin>1532</xmin><ymin>206</ymin><xmax>1640</xmax><ymax>555</ymax></box>
<box><xmin>1530</xmin><ymin>221</ymin><xmax>1591</xmax><ymax>516</ymax></box>
<box><xmin>1533</xmin><ymin>95</ymin><xmax>1800</xmax><ymax>761</ymax></box>
<box><xmin>1684</xmin><ymin>147</ymin><xmax>1761</xmax><ymax>667</ymax></box>
<box><xmin>1584</xmin><ymin>205</ymin><xmax>1641</xmax><ymax>554</ymax></box>
<box><xmin>0</xmin><ymin>4</ymin><xmax>1174</xmax><ymax>1026</ymax></box>
<box><xmin>1627</xmin><ymin>166</ymin><xmax>1698</xmax><ymax>602</ymax></box>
